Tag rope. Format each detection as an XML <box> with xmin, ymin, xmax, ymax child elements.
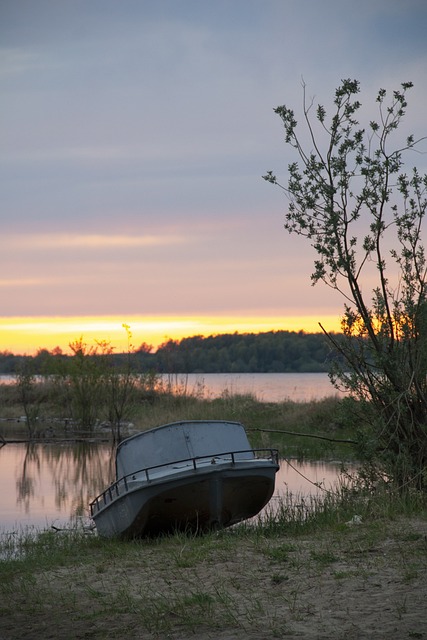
<box><xmin>248</xmin><ymin>427</ymin><xmax>357</xmax><ymax>445</ymax></box>
<box><xmin>281</xmin><ymin>457</ymin><xmax>334</xmax><ymax>494</ymax></box>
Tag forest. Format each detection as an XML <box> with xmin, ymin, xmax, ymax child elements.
<box><xmin>0</xmin><ymin>330</ymin><xmax>334</xmax><ymax>374</ymax></box>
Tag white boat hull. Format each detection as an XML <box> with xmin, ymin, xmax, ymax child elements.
<box><xmin>92</xmin><ymin>460</ymin><xmax>277</xmax><ymax>538</ymax></box>
<box><xmin>89</xmin><ymin>421</ymin><xmax>279</xmax><ymax>538</ymax></box>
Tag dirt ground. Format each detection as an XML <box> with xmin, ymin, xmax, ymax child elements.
<box><xmin>1</xmin><ymin>517</ymin><xmax>427</xmax><ymax>640</ymax></box>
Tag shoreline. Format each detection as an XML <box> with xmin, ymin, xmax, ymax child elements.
<box><xmin>1</xmin><ymin>515</ymin><xmax>426</xmax><ymax>639</ymax></box>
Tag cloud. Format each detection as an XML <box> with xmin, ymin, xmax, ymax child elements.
<box><xmin>1</xmin><ymin>0</ymin><xmax>427</xmax><ymax>347</ymax></box>
<box><xmin>4</xmin><ymin>233</ymin><xmax>190</xmax><ymax>250</ymax></box>
<box><xmin>0</xmin><ymin>277</ymin><xmax>53</xmax><ymax>288</ymax></box>
<box><xmin>0</xmin><ymin>47</ymin><xmax>52</xmax><ymax>77</ymax></box>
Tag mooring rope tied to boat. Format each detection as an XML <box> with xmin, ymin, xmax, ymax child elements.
<box><xmin>280</xmin><ymin>456</ymin><xmax>335</xmax><ymax>494</ymax></box>
<box><xmin>248</xmin><ymin>427</ymin><xmax>356</xmax><ymax>445</ymax></box>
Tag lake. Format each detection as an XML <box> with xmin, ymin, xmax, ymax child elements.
<box><xmin>0</xmin><ymin>372</ymin><xmax>348</xmax><ymax>534</ymax></box>
<box><xmin>0</xmin><ymin>441</ymin><xmax>353</xmax><ymax>533</ymax></box>
<box><xmin>0</xmin><ymin>371</ymin><xmax>342</xmax><ymax>404</ymax></box>
<box><xmin>160</xmin><ymin>372</ymin><xmax>343</xmax><ymax>402</ymax></box>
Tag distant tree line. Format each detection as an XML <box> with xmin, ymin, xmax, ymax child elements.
<box><xmin>148</xmin><ymin>331</ymin><xmax>332</xmax><ymax>373</ymax></box>
<box><xmin>0</xmin><ymin>330</ymin><xmax>334</xmax><ymax>374</ymax></box>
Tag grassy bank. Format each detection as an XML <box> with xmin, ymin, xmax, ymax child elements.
<box><xmin>0</xmin><ymin>378</ymin><xmax>354</xmax><ymax>460</ymax></box>
<box><xmin>2</xmin><ymin>379</ymin><xmax>427</xmax><ymax>638</ymax></box>
<box><xmin>1</xmin><ymin>488</ymin><xmax>427</xmax><ymax>639</ymax></box>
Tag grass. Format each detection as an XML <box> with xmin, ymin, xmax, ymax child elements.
<box><xmin>2</xmin><ymin>380</ymin><xmax>427</xmax><ymax>637</ymax></box>
<box><xmin>1</xmin><ymin>486</ymin><xmax>426</xmax><ymax>639</ymax></box>
<box><xmin>0</xmin><ymin>378</ymin><xmax>355</xmax><ymax>460</ymax></box>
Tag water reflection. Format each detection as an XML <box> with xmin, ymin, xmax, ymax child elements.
<box><xmin>0</xmin><ymin>442</ymin><xmax>355</xmax><ymax>532</ymax></box>
<box><xmin>1</xmin><ymin>442</ymin><xmax>115</xmax><ymax>530</ymax></box>
<box><xmin>15</xmin><ymin>443</ymin><xmax>38</xmax><ymax>512</ymax></box>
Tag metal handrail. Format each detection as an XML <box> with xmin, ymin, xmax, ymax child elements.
<box><xmin>89</xmin><ymin>447</ymin><xmax>278</xmax><ymax>516</ymax></box>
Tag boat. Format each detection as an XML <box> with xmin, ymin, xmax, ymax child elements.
<box><xmin>89</xmin><ymin>420</ymin><xmax>279</xmax><ymax>538</ymax></box>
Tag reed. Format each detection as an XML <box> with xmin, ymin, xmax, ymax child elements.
<box><xmin>0</xmin><ymin>378</ymin><xmax>355</xmax><ymax>461</ymax></box>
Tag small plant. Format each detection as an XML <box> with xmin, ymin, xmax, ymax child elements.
<box><xmin>15</xmin><ymin>358</ymin><xmax>40</xmax><ymax>438</ymax></box>
<box><xmin>66</xmin><ymin>337</ymin><xmax>108</xmax><ymax>430</ymax></box>
<box><xmin>310</xmin><ymin>549</ymin><xmax>339</xmax><ymax>566</ymax></box>
<box><xmin>264</xmin><ymin>542</ymin><xmax>297</xmax><ymax>563</ymax></box>
<box><xmin>104</xmin><ymin>324</ymin><xmax>139</xmax><ymax>442</ymax></box>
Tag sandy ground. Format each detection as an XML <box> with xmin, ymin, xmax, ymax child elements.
<box><xmin>1</xmin><ymin>517</ymin><xmax>426</xmax><ymax>640</ymax></box>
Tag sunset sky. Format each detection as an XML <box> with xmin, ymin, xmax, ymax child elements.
<box><xmin>2</xmin><ymin>0</ymin><xmax>427</xmax><ymax>354</ymax></box>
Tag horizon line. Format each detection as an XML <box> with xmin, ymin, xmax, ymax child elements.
<box><xmin>0</xmin><ymin>314</ymin><xmax>342</xmax><ymax>355</ymax></box>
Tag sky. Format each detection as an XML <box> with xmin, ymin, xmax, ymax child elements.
<box><xmin>1</xmin><ymin>0</ymin><xmax>427</xmax><ymax>354</ymax></box>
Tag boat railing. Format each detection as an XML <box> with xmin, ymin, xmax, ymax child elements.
<box><xmin>89</xmin><ymin>447</ymin><xmax>278</xmax><ymax>517</ymax></box>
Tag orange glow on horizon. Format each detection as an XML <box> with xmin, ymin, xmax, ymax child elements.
<box><xmin>0</xmin><ymin>315</ymin><xmax>342</xmax><ymax>355</ymax></box>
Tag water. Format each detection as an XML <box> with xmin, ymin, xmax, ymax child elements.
<box><xmin>0</xmin><ymin>373</ymin><xmax>347</xmax><ymax>533</ymax></box>
<box><xmin>1</xmin><ymin>371</ymin><xmax>342</xmax><ymax>404</ymax></box>
<box><xmin>160</xmin><ymin>372</ymin><xmax>343</xmax><ymax>403</ymax></box>
<box><xmin>0</xmin><ymin>441</ymin><xmax>353</xmax><ymax>533</ymax></box>
<box><xmin>0</xmin><ymin>442</ymin><xmax>114</xmax><ymax>532</ymax></box>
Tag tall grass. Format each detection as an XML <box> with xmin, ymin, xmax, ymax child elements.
<box><xmin>1</xmin><ymin>480</ymin><xmax>426</xmax><ymax>639</ymax></box>
<box><xmin>244</xmin><ymin>473</ymin><xmax>427</xmax><ymax>539</ymax></box>
<box><xmin>0</xmin><ymin>377</ymin><xmax>356</xmax><ymax>460</ymax></box>
<box><xmin>2</xmin><ymin>478</ymin><xmax>425</xmax><ymax>561</ymax></box>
